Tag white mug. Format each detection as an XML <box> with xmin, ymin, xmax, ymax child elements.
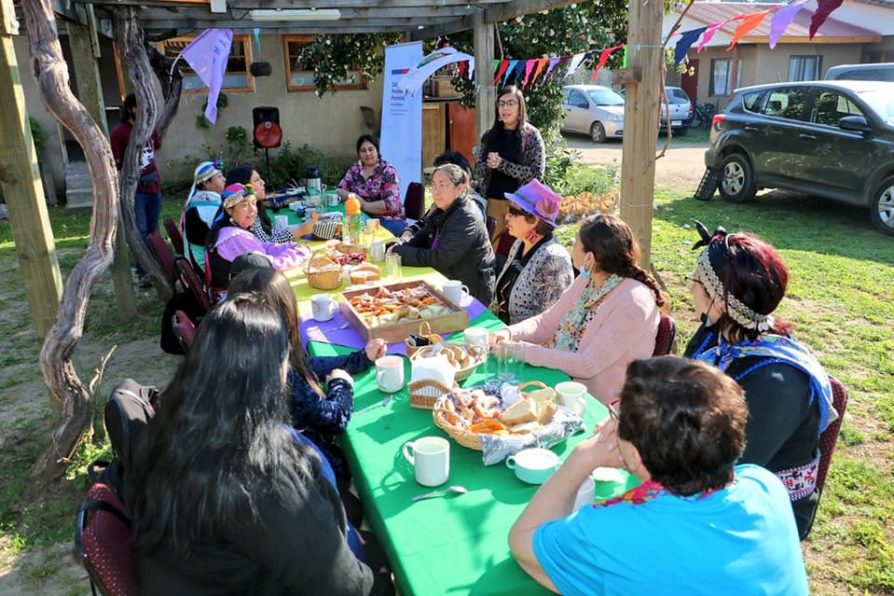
<box><xmin>325</xmin><ymin>191</ymin><xmax>340</xmax><ymax>206</ymax></box>
<box><xmin>463</xmin><ymin>327</ymin><xmax>489</xmax><ymax>351</ymax></box>
<box><xmin>402</xmin><ymin>437</ymin><xmax>450</xmax><ymax>487</ymax></box>
<box><xmin>442</xmin><ymin>280</ymin><xmax>469</xmax><ymax>305</ymax></box>
<box><xmin>274</xmin><ymin>215</ymin><xmax>289</xmax><ymax>231</ymax></box>
<box><xmin>369</xmin><ymin>241</ymin><xmax>386</xmax><ymax>262</ymax></box>
<box><xmin>375</xmin><ymin>355</ymin><xmax>405</xmax><ymax>393</ymax></box>
<box><xmin>555</xmin><ymin>381</ymin><xmax>588</xmax><ymax>415</ymax></box>
<box><xmin>310</xmin><ymin>294</ymin><xmax>338</xmax><ymax>322</ymax></box>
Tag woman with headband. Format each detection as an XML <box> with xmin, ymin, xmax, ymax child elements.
<box><xmin>684</xmin><ymin>222</ymin><xmax>836</xmax><ymax>540</ymax></box>
<box><xmin>181</xmin><ymin>160</ymin><xmax>226</xmax><ymax>270</ymax></box>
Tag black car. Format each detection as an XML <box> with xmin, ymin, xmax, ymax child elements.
<box><xmin>703</xmin><ymin>80</ymin><xmax>894</xmax><ymax>235</ymax></box>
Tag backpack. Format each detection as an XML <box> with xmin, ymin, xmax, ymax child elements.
<box><xmin>88</xmin><ymin>379</ymin><xmax>159</xmax><ymax>506</ymax></box>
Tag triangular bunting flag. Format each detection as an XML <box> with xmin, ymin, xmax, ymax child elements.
<box><xmin>728</xmin><ymin>10</ymin><xmax>774</xmax><ymax>50</ymax></box>
<box><xmin>769</xmin><ymin>1</ymin><xmax>806</xmax><ymax>49</ymax></box>
<box><xmin>810</xmin><ymin>0</ymin><xmax>844</xmax><ymax>38</ymax></box>
<box><xmin>674</xmin><ymin>28</ymin><xmax>707</xmax><ymax>65</ymax></box>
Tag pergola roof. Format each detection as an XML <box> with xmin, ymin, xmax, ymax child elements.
<box><xmin>65</xmin><ymin>0</ymin><xmax>578</xmax><ymax>39</ymax></box>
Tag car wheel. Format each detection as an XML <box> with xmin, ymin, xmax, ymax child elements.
<box><xmin>590</xmin><ymin>122</ymin><xmax>607</xmax><ymax>143</ymax></box>
<box><xmin>717</xmin><ymin>153</ymin><xmax>756</xmax><ymax>203</ymax></box>
<box><xmin>870</xmin><ymin>175</ymin><xmax>894</xmax><ymax>236</ymax></box>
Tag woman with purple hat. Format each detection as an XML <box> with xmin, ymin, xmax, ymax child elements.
<box><xmin>491</xmin><ymin>180</ymin><xmax>573</xmax><ymax>324</ymax></box>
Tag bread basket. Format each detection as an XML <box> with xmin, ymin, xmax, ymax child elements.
<box><xmin>305</xmin><ymin>250</ymin><xmax>343</xmax><ymax>290</ymax></box>
<box><xmin>312</xmin><ymin>218</ymin><xmax>342</xmax><ymax>240</ymax></box>
<box><xmin>404</xmin><ymin>321</ymin><xmax>445</xmax><ymax>357</ymax></box>
<box><xmin>410</xmin><ymin>344</ymin><xmax>485</xmax><ymax>383</ymax></box>
<box><xmin>408</xmin><ymin>378</ymin><xmax>455</xmax><ymax>410</ymax></box>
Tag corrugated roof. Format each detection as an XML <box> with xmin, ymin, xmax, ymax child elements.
<box><xmin>679</xmin><ymin>2</ymin><xmax>882</xmax><ymax>43</ymax></box>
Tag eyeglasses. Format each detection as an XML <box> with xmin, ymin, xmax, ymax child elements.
<box><xmin>498</xmin><ymin>100</ymin><xmax>519</xmax><ymax>108</ymax></box>
<box><xmin>507</xmin><ymin>205</ymin><xmax>527</xmax><ymax>217</ymax></box>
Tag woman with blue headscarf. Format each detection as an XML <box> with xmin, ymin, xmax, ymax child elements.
<box><xmin>181</xmin><ymin>160</ymin><xmax>225</xmax><ymax>270</ymax></box>
<box><xmin>684</xmin><ymin>223</ymin><xmax>836</xmax><ymax>540</ymax></box>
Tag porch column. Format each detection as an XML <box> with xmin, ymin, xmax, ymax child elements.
<box><xmin>472</xmin><ymin>11</ymin><xmax>494</xmax><ymax>145</ymax></box>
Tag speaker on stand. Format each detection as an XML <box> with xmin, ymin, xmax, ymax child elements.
<box><xmin>252</xmin><ymin>106</ymin><xmax>282</xmax><ymax>183</ymax></box>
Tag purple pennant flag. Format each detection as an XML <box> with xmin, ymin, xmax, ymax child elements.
<box><xmin>769</xmin><ymin>1</ymin><xmax>805</xmax><ymax>47</ymax></box>
<box><xmin>180</xmin><ymin>28</ymin><xmax>233</xmax><ymax>124</ymax></box>
<box><xmin>545</xmin><ymin>56</ymin><xmax>562</xmax><ymax>78</ymax></box>
<box><xmin>674</xmin><ymin>27</ymin><xmax>707</xmax><ymax>65</ymax></box>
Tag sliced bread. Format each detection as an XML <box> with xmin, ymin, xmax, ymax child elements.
<box><xmin>500</xmin><ymin>398</ymin><xmax>537</xmax><ymax>426</ymax></box>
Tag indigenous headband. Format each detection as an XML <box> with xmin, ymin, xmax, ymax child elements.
<box><xmin>691</xmin><ymin>220</ymin><xmax>775</xmax><ymax>333</ymax></box>
<box><xmin>221</xmin><ymin>183</ymin><xmax>254</xmax><ymax>210</ymax></box>
<box><xmin>194</xmin><ymin>160</ymin><xmax>223</xmax><ymax>185</ymax></box>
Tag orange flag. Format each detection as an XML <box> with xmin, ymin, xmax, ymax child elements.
<box><xmin>728</xmin><ymin>10</ymin><xmax>774</xmax><ymax>50</ymax></box>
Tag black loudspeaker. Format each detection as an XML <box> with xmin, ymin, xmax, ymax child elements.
<box><xmin>252</xmin><ymin>106</ymin><xmax>282</xmax><ymax>149</ymax></box>
<box><xmin>250</xmin><ymin>62</ymin><xmax>272</xmax><ymax>77</ymax></box>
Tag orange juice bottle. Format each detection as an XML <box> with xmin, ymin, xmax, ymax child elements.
<box><xmin>344</xmin><ymin>193</ymin><xmax>363</xmax><ymax>243</ymax></box>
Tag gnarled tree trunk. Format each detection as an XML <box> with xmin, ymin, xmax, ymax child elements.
<box><xmin>113</xmin><ymin>7</ymin><xmax>171</xmax><ymax>299</ymax></box>
<box><xmin>20</xmin><ymin>0</ymin><xmax>117</xmax><ymax>499</ymax></box>
<box><xmin>147</xmin><ymin>43</ymin><xmax>183</xmax><ymax>140</ymax></box>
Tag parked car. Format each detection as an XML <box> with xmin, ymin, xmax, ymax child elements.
<box><xmin>825</xmin><ymin>62</ymin><xmax>894</xmax><ymax>82</ymax></box>
<box><xmin>662</xmin><ymin>86</ymin><xmax>694</xmax><ymax>134</ymax></box>
<box><xmin>704</xmin><ymin>80</ymin><xmax>894</xmax><ymax>235</ymax></box>
<box><xmin>561</xmin><ymin>85</ymin><xmax>625</xmax><ymax>143</ymax></box>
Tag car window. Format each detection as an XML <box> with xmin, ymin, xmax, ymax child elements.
<box><xmin>666</xmin><ymin>88</ymin><xmax>690</xmax><ymax>104</ymax></box>
<box><xmin>857</xmin><ymin>89</ymin><xmax>894</xmax><ymax>125</ymax></box>
<box><xmin>760</xmin><ymin>88</ymin><xmax>810</xmax><ymax>121</ymax></box>
<box><xmin>587</xmin><ymin>89</ymin><xmax>624</xmax><ymax>106</ymax></box>
<box><xmin>742</xmin><ymin>91</ymin><xmax>766</xmax><ymax>113</ymax></box>
<box><xmin>568</xmin><ymin>90</ymin><xmax>589</xmax><ymax>108</ymax></box>
<box><xmin>811</xmin><ymin>91</ymin><xmax>865</xmax><ymax>127</ymax></box>
<box><xmin>831</xmin><ymin>68</ymin><xmax>894</xmax><ymax>82</ymax></box>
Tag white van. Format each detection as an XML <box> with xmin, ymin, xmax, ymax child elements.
<box><xmin>825</xmin><ymin>63</ymin><xmax>894</xmax><ymax>82</ymax></box>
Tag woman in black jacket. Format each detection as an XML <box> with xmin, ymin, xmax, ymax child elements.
<box><xmin>391</xmin><ymin>164</ymin><xmax>496</xmax><ymax>304</ymax></box>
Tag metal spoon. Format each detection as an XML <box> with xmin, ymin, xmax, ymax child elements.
<box><xmin>356</xmin><ymin>395</ymin><xmax>393</xmax><ymax>414</ymax></box>
<box><xmin>411</xmin><ymin>485</ymin><xmax>468</xmax><ymax>502</ymax></box>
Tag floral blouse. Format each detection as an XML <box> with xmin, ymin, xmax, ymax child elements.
<box><xmin>553</xmin><ymin>274</ymin><xmax>623</xmax><ymax>352</ymax></box>
<box><xmin>336</xmin><ymin>159</ymin><xmax>404</xmax><ymax>220</ymax></box>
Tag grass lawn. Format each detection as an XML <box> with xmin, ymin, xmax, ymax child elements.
<box><xmin>0</xmin><ymin>173</ymin><xmax>892</xmax><ymax>593</ymax></box>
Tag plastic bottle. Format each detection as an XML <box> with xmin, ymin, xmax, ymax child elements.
<box><xmin>344</xmin><ymin>193</ymin><xmax>363</xmax><ymax>244</ymax></box>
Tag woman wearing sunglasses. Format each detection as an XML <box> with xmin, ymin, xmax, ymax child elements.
<box><xmin>490</xmin><ymin>213</ymin><xmax>665</xmax><ymax>405</ymax></box>
<box><xmin>472</xmin><ymin>86</ymin><xmax>545</xmax><ymax>250</ymax></box>
<box><xmin>490</xmin><ymin>180</ymin><xmax>573</xmax><ymax>324</ymax></box>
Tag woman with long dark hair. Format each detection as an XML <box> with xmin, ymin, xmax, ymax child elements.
<box><xmin>336</xmin><ymin>134</ymin><xmax>405</xmax><ymax>235</ymax></box>
<box><xmin>490</xmin><ymin>214</ymin><xmax>665</xmax><ymax>404</ymax></box>
<box><xmin>227</xmin><ymin>164</ymin><xmax>313</xmax><ymax>244</ymax></box>
<box><xmin>472</xmin><ymin>86</ymin><xmax>545</xmax><ymax>248</ymax></box>
<box><xmin>683</xmin><ymin>223</ymin><xmax>835</xmax><ymax>539</ymax></box>
<box><xmin>129</xmin><ymin>295</ymin><xmax>379</xmax><ymax>594</ymax></box>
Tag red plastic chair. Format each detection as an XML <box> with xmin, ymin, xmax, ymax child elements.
<box><xmin>494</xmin><ymin>230</ymin><xmax>516</xmax><ymax>258</ymax></box>
<box><xmin>74</xmin><ymin>483</ymin><xmax>139</xmax><ymax>596</ymax></box>
<box><xmin>816</xmin><ymin>377</ymin><xmax>849</xmax><ymax>497</ymax></box>
<box><xmin>175</xmin><ymin>257</ymin><xmax>212</xmax><ymax>314</ymax></box>
<box><xmin>172</xmin><ymin>309</ymin><xmax>197</xmax><ymax>353</ymax></box>
<box><xmin>146</xmin><ymin>232</ymin><xmax>177</xmax><ymax>286</ymax></box>
<box><xmin>404</xmin><ymin>182</ymin><xmax>425</xmax><ymax>220</ymax></box>
<box><xmin>652</xmin><ymin>312</ymin><xmax>677</xmax><ymax>356</ymax></box>
<box><xmin>163</xmin><ymin>218</ymin><xmax>184</xmax><ymax>256</ymax></box>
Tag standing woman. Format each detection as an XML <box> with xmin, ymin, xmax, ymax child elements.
<box><xmin>473</xmin><ymin>86</ymin><xmax>545</xmax><ymax>248</ymax></box>
<box><xmin>336</xmin><ymin>134</ymin><xmax>406</xmax><ymax>236</ymax></box>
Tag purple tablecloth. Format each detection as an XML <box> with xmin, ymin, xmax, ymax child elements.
<box><xmin>300</xmin><ymin>292</ymin><xmax>487</xmax><ymax>355</ymax></box>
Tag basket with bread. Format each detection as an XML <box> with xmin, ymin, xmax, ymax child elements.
<box><xmin>410</xmin><ymin>343</ymin><xmax>485</xmax><ymax>383</ymax></box>
<box><xmin>433</xmin><ymin>381</ymin><xmax>583</xmax><ymax>458</ymax></box>
<box><xmin>305</xmin><ymin>250</ymin><xmax>343</xmax><ymax>290</ymax></box>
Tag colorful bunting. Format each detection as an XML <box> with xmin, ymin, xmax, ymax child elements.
<box><xmin>769</xmin><ymin>0</ymin><xmax>806</xmax><ymax>49</ymax></box>
<box><xmin>565</xmin><ymin>53</ymin><xmax>587</xmax><ymax>80</ymax></box>
<box><xmin>522</xmin><ymin>59</ymin><xmax>537</xmax><ymax>87</ymax></box>
<box><xmin>810</xmin><ymin>0</ymin><xmax>844</xmax><ymax>39</ymax></box>
<box><xmin>530</xmin><ymin>58</ymin><xmax>549</xmax><ymax>86</ymax></box>
<box><xmin>674</xmin><ymin>27</ymin><xmax>707</xmax><ymax>65</ymax></box>
<box><xmin>591</xmin><ymin>45</ymin><xmax>624</xmax><ymax>82</ymax></box>
<box><xmin>503</xmin><ymin>60</ymin><xmax>520</xmax><ymax>86</ymax></box>
<box><xmin>493</xmin><ymin>60</ymin><xmax>510</xmax><ymax>84</ymax></box>
<box><xmin>697</xmin><ymin>21</ymin><xmax>727</xmax><ymax>53</ymax></box>
<box><xmin>728</xmin><ymin>10</ymin><xmax>775</xmax><ymax>50</ymax></box>
<box><xmin>545</xmin><ymin>56</ymin><xmax>561</xmax><ymax>79</ymax></box>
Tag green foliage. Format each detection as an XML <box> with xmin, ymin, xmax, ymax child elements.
<box><xmin>196</xmin><ymin>92</ymin><xmax>230</xmax><ymax>129</ymax></box>
<box><xmin>28</xmin><ymin>117</ymin><xmax>48</xmax><ymax>156</ymax></box>
<box><xmin>200</xmin><ymin>125</ymin><xmax>255</xmax><ymax>173</ymax></box>
<box><xmin>298</xmin><ymin>34</ymin><xmax>405</xmax><ymax>96</ymax></box>
<box><xmin>266</xmin><ymin>142</ymin><xmax>350</xmax><ymax>189</ymax></box>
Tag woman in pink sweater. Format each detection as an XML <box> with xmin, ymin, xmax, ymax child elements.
<box><xmin>491</xmin><ymin>214</ymin><xmax>666</xmax><ymax>404</ymax></box>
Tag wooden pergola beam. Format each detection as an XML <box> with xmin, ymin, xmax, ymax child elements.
<box><xmin>82</xmin><ymin>0</ymin><xmax>510</xmax><ymax>7</ymax></box>
<box><xmin>139</xmin><ymin>17</ymin><xmax>462</xmax><ymax>33</ymax></box>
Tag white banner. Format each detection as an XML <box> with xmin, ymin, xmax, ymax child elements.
<box><xmin>396</xmin><ymin>47</ymin><xmax>475</xmax><ymax>94</ymax></box>
<box><xmin>380</xmin><ymin>41</ymin><xmax>424</xmax><ymax>203</ymax></box>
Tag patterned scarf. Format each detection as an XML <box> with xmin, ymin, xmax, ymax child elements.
<box><xmin>552</xmin><ymin>274</ymin><xmax>622</xmax><ymax>352</ymax></box>
<box><xmin>596</xmin><ymin>480</ymin><xmax>721</xmax><ymax>508</ymax></box>
<box><xmin>691</xmin><ymin>332</ymin><xmax>836</xmax><ymax>435</ymax></box>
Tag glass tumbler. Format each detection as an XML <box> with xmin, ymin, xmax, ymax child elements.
<box><xmin>385</xmin><ymin>253</ymin><xmax>402</xmax><ymax>280</ymax></box>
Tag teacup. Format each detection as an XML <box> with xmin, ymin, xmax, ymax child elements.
<box><xmin>506</xmin><ymin>448</ymin><xmax>559</xmax><ymax>485</ymax></box>
<box><xmin>369</xmin><ymin>241</ymin><xmax>386</xmax><ymax>262</ymax></box>
<box><xmin>555</xmin><ymin>381</ymin><xmax>588</xmax><ymax>416</ymax></box>
<box><xmin>463</xmin><ymin>326</ymin><xmax>489</xmax><ymax>351</ymax></box>
<box><xmin>442</xmin><ymin>279</ymin><xmax>469</xmax><ymax>306</ymax></box>
<box><xmin>274</xmin><ymin>215</ymin><xmax>289</xmax><ymax>231</ymax></box>
<box><xmin>402</xmin><ymin>436</ymin><xmax>450</xmax><ymax>487</ymax></box>
<box><xmin>376</xmin><ymin>355</ymin><xmax>405</xmax><ymax>393</ymax></box>
<box><xmin>592</xmin><ymin>467</ymin><xmax>627</xmax><ymax>500</ymax></box>
<box><xmin>325</xmin><ymin>191</ymin><xmax>341</xmax><ymax>207</ymax></box>
<box><xmin>311</xmin><ymin>294</ymin><xmax>338</xmax><ymax>322</ymax></box>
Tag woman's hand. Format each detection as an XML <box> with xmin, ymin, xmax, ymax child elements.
<box><xmin>365</xmin><ymin>338</ymin><xmax>387</xmax><ymax>361</ymax></box>
<box><xmin>486</xmin><ymin>152</ymin><xmax>502</xmax><ymax>170</ymax></box>
<box><xmin>327</xmin><ymin>368</ymin><xmax>354</xmax><ymax>386</ymax></box>
<box><xmin>336</xmin><ymin>188</ymin><xmax>350</xmax><ymax>200</ymax></box>
<box><xmin>568</xmin><ymin>419</ymin><xmax>625</xmax><ymax>471</ymax></box>
<box><xmin>488</xmin><ymin>329</ymin><xmax>511</xmax><ymax>347</ymax></box>
<box><xmin>291</xmin><ymin>221</ymin><xmax>313</xmax><ymax>240</ymax></box>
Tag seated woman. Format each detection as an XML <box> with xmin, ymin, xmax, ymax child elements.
<box><xmin>491</xmin><ymin>179</ymin><xmax>573</xmax><ymax>324</ymax></box>
<box><xmin>391</xmin><ymin>164</ymin><xmax>495</xmax><ymax>305</ymax></box>
<box><xmin>180</xmin><ymin>160</ymin><xmax>225</xmax><ymax>270</ymax></box>
<box><xmin>229</xmin><ymin>267</ymin><xmax>386</xmax><ymax>487</ymax></box>
<box><xmin>684</xmin><ymin>223</ymin><xmax>835</xmax><ymax>539</ymax></box>
<box><xmin>510</xmin><ymin>356</ymin><xmax>809</xmax><ymax>594</ymax></box>
<box><xmin>228</xmin><ymin>164</ymin><xmax>312</xmax><ymax>243</ymax></box>
<box><xmin>336</xmin><ymin>135</ymin><xmax>405</xmax><ymax>236</ymax></box>
<box><xmin>490</xmin><ymin>214</ymin><xmax>664</xmax><ymax>404</ymax></box>
<box><xmin>206</xmin><ymin>184</ymin><xmax>310</xmax><ymax>291</ymax></box>
<box><xmin>129</xmin><ymin>295</ymin><xmax>388</xmax><ymax>594</ymax></box>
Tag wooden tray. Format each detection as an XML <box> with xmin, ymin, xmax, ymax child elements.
<box><xmin>339</xmin><ymin>280</ymin><xmax>468</xmax><ymax>344</ymax></box>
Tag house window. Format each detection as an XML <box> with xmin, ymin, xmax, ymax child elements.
<box><xmin>159</xmin><ymin>35</ymin><xmax>253</xmax><ymax>93</ymax></box>
<box><xmin>283</xmin><ymin>35</ymin><xmax>367</xmax><ymax>92</ymax></box>
<box><xmin>788</xmin><ymin>55</ymin><xmax>823</xmax><ymax>82</ymax></box>
<box><xmin>710</xmin><ymin>58</ymin><xmax>732</xmax><ymax>96</ymax></box>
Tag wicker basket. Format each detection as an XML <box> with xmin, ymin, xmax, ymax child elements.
<box><xmin>312</xmin><ymin>218</ymin><xmax>342</xmax><ymax>240</ymax></box>
<box><xmin>404</xmin><ymin>321</ymin><xmax>445</xmax><ymax>357</ymax></box>
<box><xmin>409</xmin><ymin>378</ymin><xmax>455</xmax><ymax>410</ymax></box>
<box><xmin>410</xmin><ymin>344</ymin><xmax>485</xmax><ymax>383</ymax></box>
<box><xmin>305</xmin><ymin>250</ymin><xmax>343</xmax><ymax>290</ymax></box>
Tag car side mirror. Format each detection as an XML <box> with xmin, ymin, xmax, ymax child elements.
<box><xmin>839</xmin><ymin>115</ymin><xmax>871</xmax><ymax>134</ymax></box>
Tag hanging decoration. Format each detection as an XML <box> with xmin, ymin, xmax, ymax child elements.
<box><xmin>810</xmin><ymin>0</ymin><xmax>845</xmax><ymax>39</ymax></box>
<box><xmin>674</xmin><ymin>27</ymin><xmax>707</xmax><ymax>65</ymax></box>
<box><xmin>590</xmin><ymin>45</ymin><xmax>625</xmax><ymax>81</ymax></box>
<box><xmin>728</xmin><ymin>10</ymin><xmax>774</xmax><ymax>50</ymax></box>
<box><xmin>769</xmin><ymin>0</ymin><xmax>807</xmax><ymax>49</ymax></box>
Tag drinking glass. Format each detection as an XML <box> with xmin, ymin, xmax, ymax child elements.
<box><xmin>492</xmin><ymin>343</ymin><xmax>519</xmax><ymax>383</ymax></box>
<box><xmin>385</xmin><ymin>253</ymin><xmax>402</xmax><ymax>279</ymax></box>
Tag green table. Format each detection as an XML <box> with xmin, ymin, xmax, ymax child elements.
<box><xmin>308</xmin><ymin>309</ymin><xmax>638</xmax><ymax>596</ymax></box>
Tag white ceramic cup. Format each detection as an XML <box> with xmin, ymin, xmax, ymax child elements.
<box><xmin>442</xmin><ymin>280</ymin><xmax>469</xmax><ymax>305</ymax></box>
<box><xmin>463</xmin><ymin>327</ymin><xmax>489</xmax><ymax>351</ymax></box>
<box><xmin>325</xmin><ymin>191</ymin><xmax>340</xmax><ymax>206</ymax></box>
<box><xmin>310</xmin><ymin>294</ymin><xmax>338</xmax><ymax>322</ymax></box>
<box><xmin>555</xmin><ymin>381</ymin><xmax>588</xmax><ymax>415</ymax></box>
<box><xmin>369</xmin><ymin>241</ymin><xmax>387</xmax><ymax>262</ymax></box>
<box><xmin>375</xmin><ymin>355</ymin><xmax>405</xmax><ymax>393</ymax></box>
<box><xmin>402</xmin><ymin>437</ymin><xmax>450</xmax><ymax>487</ymax></box>
<box><xmin>274</xmin><ymin>215</ymin><xmax>289</xmax><ymax>230</ymax></box>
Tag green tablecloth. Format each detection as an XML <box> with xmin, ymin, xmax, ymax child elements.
<box><xmin>308</xmin><ymin>309</ymin><xmax>638</xmax><ymax>596</ymax></box>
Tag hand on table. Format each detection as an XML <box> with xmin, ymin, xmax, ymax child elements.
<box><xmin>488</xmin><ymin>329</ymin><xmax>511</xmax><ymax>347</ymax></box>
<box><xmin>365</xmin><ymin>338</ymin><xmax>387</xmax><ymax>361</ymax></box>
<box><xmin>327</xmin><ymin>368</ymin><xmax>354</xmax><ymax>387</ymax></box>
<box><xmin>486</xmin><ymin>152</ymin><xmax>503</xmax><ymax>169</ymax></box>
<box><xmin>567</xmin><ymin>419</ymin><xmax>625</xmax><ymax>472</ymax></box>
<box><xmin>291</xmin><ymin>221</ymin><xmax>313</xmax><ymax>240</ymax></box>
<box><xmin>336</xmin><ymin>188</ymin><xmax>350</xmax><ymax>200</ymax></box>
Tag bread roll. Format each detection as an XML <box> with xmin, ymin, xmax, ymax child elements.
<box><xmin>500</xmin><ymin>398</ymin><xmax>537</xmax><ymax>426</ymax></box>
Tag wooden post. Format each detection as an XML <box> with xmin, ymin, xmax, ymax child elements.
<box><xmin>472</xmin><ymin>11</ymin><xmax>494</xmax><ymax>147</ymax></box>
<box><xmin>619</xmin><ymin>0</ymin><xmax>664</xmax><ymax>269</ymax></box>
<box><xmin>69</xmin><ymin>19</ymin><xmax>138</xmax><ymax>321</ymax></box>
<box><xmin>0</xmin><ymin>16</ymin><xmax>63</xmax><ymax>341</ymax></box>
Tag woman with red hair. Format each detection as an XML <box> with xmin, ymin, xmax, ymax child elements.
<box><xmin>684</xmin><ymin>222</ymin><xmax>836</xmax><ymax>540</ymax></box>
